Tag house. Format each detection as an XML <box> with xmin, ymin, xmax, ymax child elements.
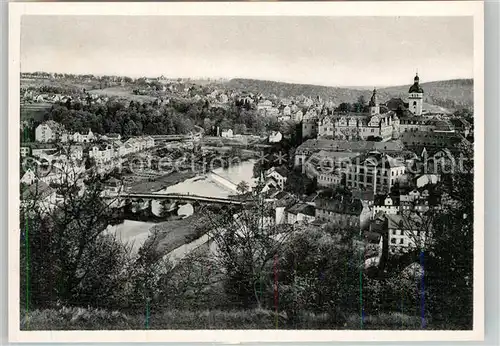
<box><xmin>277</xmin><ymin>115</ymin><xmax>291</xmax><ymax>122</ymax></box>
<box><xmin>31</xmin><ymin>147</ymin><xmax>58</xmax><ymax>159</ymax></box>
<box><xmin>415</xmin><ymin>174</ymin><xmax>440</xmax><ymax>188</ymax></box>
<box><xmin>219</xmin><ymin>94</ymin><xmax>229</xmax><ymax>104</ymax></box>
<box><xmin>125</xmin><ymin>138</ymin><xmax>141</xmax><ymax>153</ymax></box>
<box><xmin>386</xmin><ymin>214</ymin><xmax>430</xmax><ymax>255</ymax></box>
<box><xmin>20</xmin><ymin>146</ymin><xmax>31</xmax><ymax>158</ymax></box>
<box><xmin>21</xmin><ymin>181</ymin><xmax>57</xmax><ymax>214</ymax></box>
<box><xmin>449</xmin><ymin>118</ymin><xmax>472</xmax><ymax>137</ymax></box>
<box><xmin>257</xmin><ymin>100</ymin><xmax>273</xmax><ymax>111</ymax></box>
<box><xmin>144</xmin><ymin>136</ymin><xmax>155</xmax><ymax>148</ymax></box>
<box><xmin>292</xmin><ymin>110</ymin><xmax>304</xmax><ymax>123</ymax></box>
<box><xmin>314</xmin><ymin>196</ymin><xmax>371</xmax><ymax>231</ymax></box>
<box><xmin>21</xmin><ymin>168</ymin><xmax>37</xmax><ymax>185</ymax></box>
<box><xmin>286</xmin><ymin>202</ymin><xmax>316</xmax><ymax>225</ymax></box>
<box><xmin>373</xmin><ymin>194</ymin><xmax>400</xmax><ymax>216</ymax></box>
<box><xmin>103</xmin><ymin>177</ymin><xmax>123</xmax><ymax>194</ymax></box>
<box><xmin>399</xmin><ymin>131</ymin><xmax>468</xmax><ymax>154</ymax></box>
<box><xmin>351</xmin><ymin>189</ymin><xmax>375</xmax><ymax>208</ymax></box>
<box><xmin>112</xmin><ymin>141</ymin><xmax>127</xmax><ymax>157</ymax></box>
<box><xmin>364</xmin><ymin>212</ymin><xmax>387</xmax><ymax>265</ymax></box>
<box><xmin>72</xmin><ymin>129</ymin><xmax>95</xmax><ymax>143</ymax></box>
<box><xmin>221</xmin><ymin>129</ymin><xmax>234</xmax><ymax>138</ymax></box>
<box><xmin>266</xmin><ymin>190</ymin><xmax>297</xmax><ymax>225</ymax></box>
<box><xmin>264</xmin><ymin>166</ymin><xmax>288</xmax><ymax>190</ymax></box>
<box><xmin>268</xmin><ymin>131</ymin><xmax>283</xmax><ymax>143</ymax></box>
<box><xmin>104</xmin><ymin>133</ymin><xmax>122</xmax><ymax>141</ymax></box>
<box><xmin>35</xmin><ymin>120</ymin><xmax>65</xmax><ymax>143</ymax></box>
<box><xmin>59</xmin><ymin>145</ymin><xmax>83</xmax><ymax>162</ymax></box>
<box><xmin>302</xmin><ymin>118</ymin><xmax>318</xmax><ymax>140</ymax></box>
<box><xmin>89</xmin><ymin>144</ymin><xmax>114</xmax><ymax>163</ymax></box>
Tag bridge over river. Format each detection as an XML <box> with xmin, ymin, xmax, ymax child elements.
<box><xmin>104</xmin><ymin>191</ymin><xmax>247</xmax><ymax>206</ymax></box>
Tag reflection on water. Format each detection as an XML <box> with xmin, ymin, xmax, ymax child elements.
<box><xmin>109</xmin><ymin>160</ymin><xmax>257</xmax><ymax>251</ymax></box>
<box><xmin>106</xmin><ymin>220</ymin><xmax>155</xmax><ymax>254</ymax></box>
<box><xmin>159</xmin><ymin>159</ymin><xmax>256</xmax><ymax>198</ymax></box>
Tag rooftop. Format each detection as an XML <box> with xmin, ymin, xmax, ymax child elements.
<box><xmin>315</xmin><ymin>196</ymin><xmax>364</xmax><ymax>215</ymax></box>
<box><xmin>287</xmin><ymin>202</ymin><xmax>315</xmax><ymax>216</ymax></box>
<box><xmin>296</xmin><ymin>139</ymin><xmax>405</xmax><ymax>154</ymax></box>
<box><xmin>22</xmin><ymin>181</ymin><xmax>54</xmax><ymax>200</ymax></box>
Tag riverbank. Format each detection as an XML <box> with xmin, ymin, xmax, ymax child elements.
<box><xmin>127</xmin><ymin>170</ymin><xmax>198</xmax><ymax>193</ymax></box>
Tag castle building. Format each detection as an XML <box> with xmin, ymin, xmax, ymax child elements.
<box><xmin>408</xmin><ymin>73</ymin><xmax>424</xmax><ymax>116</ymax></box>
<box><xmin>317</xmin><ymin>88</ymin><xmax>399</xmax><ymax>142</ymax></box>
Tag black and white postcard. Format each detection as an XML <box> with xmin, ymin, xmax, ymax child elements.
<box><xmin>8</xmin><ymin>1</ymin><xmax>484</xmax><ymax>343</ymax></box>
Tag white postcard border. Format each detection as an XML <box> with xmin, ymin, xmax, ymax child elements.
<box><xmin>8</xmin><ymin>1</ymin><xmax>484</xmax><ymax>343</ymax></box>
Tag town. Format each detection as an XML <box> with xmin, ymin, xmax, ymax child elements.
<box><xmin>19</xmin><ymin>70</ymin><xmax>474</xmax><ymax>330</ymax></box>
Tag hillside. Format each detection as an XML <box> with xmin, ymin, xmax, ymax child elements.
<box><xmin>225</xmin><ymin>78</ymin><xmax>473</xmax><ymax>111</ymax></box>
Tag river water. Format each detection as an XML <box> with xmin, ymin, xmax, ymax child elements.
<box><xmin>158</xmin><ymin>159</ymin><xmax>257</xmax><ymax>197</ymax></box>
<box><xmin>108</xmin><ymin>159</ymin><xmax>256</xmax><ymax>253</ymax></box>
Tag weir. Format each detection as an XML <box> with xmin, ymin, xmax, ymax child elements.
<box><xmin>207</xmin><ymin>171</ymin><xmax>239</xmax><ymax>192</ymax></box>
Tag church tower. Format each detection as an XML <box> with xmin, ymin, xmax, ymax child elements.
<box><xmin>408</xmin><ymin>72</ymin><xmax>424</xmax><ymax>116</ymax></box>
<box><xmin>369</xmin><ymin>87</ymin><xmax>380</xmax><ymax>115</ymax></box>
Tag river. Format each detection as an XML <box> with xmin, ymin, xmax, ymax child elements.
<box><xmin>158</xmin><ymin>159</ymin><xmax>257</xmax><ymax>197</ymax></box>
<box><xmin>108</xmin><ymin>159</ymin><xmax>256</xmax><ymax>253</ymax></box>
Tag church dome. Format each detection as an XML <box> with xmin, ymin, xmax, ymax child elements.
<box><xmin>408</xmin><ymin>73</ymin><xmax>424</xmax><ymax>93</ymax></box>
<box><xmin>409</xmin><ymin>83</ymin><xmax>424</xmax><ymax>93</ymax></box>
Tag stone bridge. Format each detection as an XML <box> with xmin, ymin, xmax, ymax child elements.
<box><xmin>104</xmin><ymin>191</ymin><xmax>246</xmax><ymax>206</ymax></box>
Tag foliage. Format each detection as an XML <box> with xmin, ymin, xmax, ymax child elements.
<box><xmin>20</xmin><ymin>161</ymin><xmax>131</xmax><ymax>309</ymax></box>
<box><xmin>277</xmin><ymin>226</ymin><xmax>361</xmax><ymax>325</ymax></box>
<box><xmin>199</xmin><ymin>188</ymin><xmax>295</xmax><ymax>310</ymax></box>
<box><xmin>284</xmin><ymin>168</ymin><xmax>317</xmax><ymax>197</ymax></box>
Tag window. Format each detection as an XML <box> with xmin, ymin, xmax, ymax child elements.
<box><xmin>392</xmin><ymin>230</ymin><xmax>396</xmax><ymax>235</ymax></box>
<box><xmin>400</xmin><ymin>239</ymin><xmax>404</xmax><ymax>244</ymax></box>
<box><xmin>391</xmin><ymin>238</ymin><xmax>396</xmax><ymax>244</ymax></box>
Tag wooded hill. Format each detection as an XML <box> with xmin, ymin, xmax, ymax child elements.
<box><xmin>225</xmin><ymin>78</ymin><xmax>473</xmax><ymax>111</ymax></box>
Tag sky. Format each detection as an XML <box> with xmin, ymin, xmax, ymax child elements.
<box><xmin>21</xmin><ymin>16</ymin><xmax>474</xmax><ymax>87</ymax></box>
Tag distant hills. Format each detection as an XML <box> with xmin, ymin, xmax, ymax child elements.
<box><xmin>225</xmin><ymin>78</ymin><xmax>473</xmax><ymax>111</ymax></box>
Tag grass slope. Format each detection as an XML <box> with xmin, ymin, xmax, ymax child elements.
<box><xmin>21</xmin><ymin>307</ymin><xmax>427</xmax><ymax>330</ymax></box>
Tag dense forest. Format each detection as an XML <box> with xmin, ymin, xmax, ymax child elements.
<box><xmin>40</xmin><ymin>97</ymin><xmax>281</xmax><ymax>138</ymax></box>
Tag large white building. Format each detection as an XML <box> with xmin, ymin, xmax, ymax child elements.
<box><xmin>345</xmin><ymin>151</ymin><xmax>406</xmax><ymax>194</ymax></box>
<box><xmin>35</xmin><ymin>121</ymin><xmax>65</xmax><ymax>143</ymax></box>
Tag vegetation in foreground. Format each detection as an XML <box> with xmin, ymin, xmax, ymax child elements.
<box><xmin>20</xmin><ymin>141</ymin><xmax>473</xmax><ymax>332</ymax></box>
<box><xmin>22</xmin><ymin>307</ymin><xmax>430</xmax><ymax>330</ymax></box>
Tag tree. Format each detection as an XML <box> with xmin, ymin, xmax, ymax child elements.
<box><xmin>284</xmin><ymin>168</ymin><xmax>317</xmax><ymax>197</ymax></box>
<box><xmin>20</xmin><ymin>147</ymin><xmax>131</xmax><ymax>309</ymax></box>
<box><xmin>236</xmin><ymin>180</ymin><xmax>250</xmax><ymax>195</ymax></box>
<box><xmin>277</xmin><ymin>225</ymin><xmax>361</xmax><ymax>326</ymax></box>
<box><xmin>198</xmin><ymin>188</ymin><xmax>295</xmax><ymax>309</ymax></box>
<box><xmin>424</xmin><ymin>145</ymin><xmax>474</xmax><ymax>328</ymax></box>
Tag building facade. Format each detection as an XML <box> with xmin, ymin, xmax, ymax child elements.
<box><xmin>345</xmin><ymin>152</ymin><xmax>406</xmax><ymax>194</ymax></box>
